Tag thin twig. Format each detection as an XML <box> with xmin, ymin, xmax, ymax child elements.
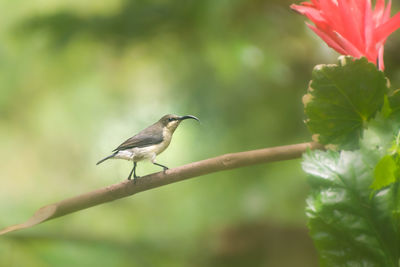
<box><xmin>0</xmin><ymin>142</ymin><xmax>323</xmax><ymax>235</ymax></box>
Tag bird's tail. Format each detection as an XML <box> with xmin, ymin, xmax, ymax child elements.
<box><xmin>96</xmin><ymin>152</ymin><xmax>118</xmax><ymax>165</ymax></box>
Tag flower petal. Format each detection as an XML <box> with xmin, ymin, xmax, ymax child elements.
<box><xmin>290</xmin><ymin>4</ymin><xmax>326</xmax><ymax>24</ymax></box>
<box><xmin>306</xmin><ymin>23</ymin><xmax>348</xmax><ymax>55</ymax></box>
<box><xmin>364</xmin><ymin>0</ymin><xmax>375</xmax><ymax>59</ymax></box>
<box><xmin>373</xmin><ymin>0</ymin><xmax>385</xmax><ymax>25</ymax></box>
<box><xmin>383</xmin><ymin>0</ymin><xmax>392</xmax><ymax>21</ymax></box>
<box><xmin>333</xmin><ymin>31</ymin><xmax>364</xmax><ymax>58</ymax></box>
<box><xmin>319</xmin><ymin>0</ymin><xmax>342</xmax><ymax>31</ymax></box>
<box><xmin>375</xmin><ymin>11</ymin><xmax>400</xmax><ymax>44</ymax></box>
<box><xmin>378</xmin><ymin>45</ymin><xmax>385</xmax><ymax>70</ymax></box>
<box><xmin>337</xmin><ymin>0</ymin><xmax>364</xmax><ymax>52</ymax></box>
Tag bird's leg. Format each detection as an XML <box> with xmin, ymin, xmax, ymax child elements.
<box><xmin>151</xmin><ymin>154</ymin><xmax>168</xmax><ymax>172</ymax></box>
<box><xmin>132</xmin><ymin>162</ymin><xmax>139</xmax><ymax>184</ymax></box>
<box><xmin>153</xmin><ymin>162</ymin><xmax>169</xmax><ymax>172</ymax></box>
<box><xmin>127</xmin><ymin>163</ymin><xmax>134</xmax><ymax>180</ymax></box>
<box><xmin>127</xmin><ymin>162</ymin><xmax>139</xmax><ymax>183</ymax></box>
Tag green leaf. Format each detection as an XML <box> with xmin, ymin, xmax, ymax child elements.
<box><xmin>389</xmin><ymin>89</ymin><xmax>400</xmax><ymax>122</ymax></box>
<box><xmin>303</xmin><ymin>150</ymin><xmax>400</xmax><ymax>266</ymax></box>
<box><xmin>390</xmin><ymin>131</ymin><xmax>400</xmax><ymax>156</ymax></box>
<box><xmin>371</xmin><ymin>155</ymin><xmax>397</xmax><ymax>190</ymax></box>
<box><xmin>382</xmin><ymin>95</ymin><xmax>393</xmax><ymax>118</ymax></box>
<box><xmin>362</xmin><ymin>115</ymin><xmax>400</xmax><ymax>191</ymax></box>
<box><xmin>360</xmin><ymin>113</ymin><xmax>397</xmax><ymax>163</ymax></box>
<box><xmin>304</xmin><ymin>56</ymin><xmax>388</xmax><ymax>149</ymax></box>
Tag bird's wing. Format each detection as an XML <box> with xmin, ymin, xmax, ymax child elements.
<box><xmin>113</xmin><ymin>125</ymin><xmax>163</xmax><ymax>151</ymax></box>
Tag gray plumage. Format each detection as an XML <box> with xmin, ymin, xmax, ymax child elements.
<box><xmin>112</xmin><ymin>122</ymin><xmax>164</xmax><ymax>152</ymax></box>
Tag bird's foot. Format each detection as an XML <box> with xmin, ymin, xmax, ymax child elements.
<box><xmin>132</xmin><ymin>175</ymin><xmax>140</xmax><ymax>184</ymax></box>
<box><xmin>127</xmin><ymin>175</ymin><xmax>140</xmax><ymax>180</ymax></box>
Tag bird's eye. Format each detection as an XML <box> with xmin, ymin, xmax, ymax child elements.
<box><xmin>168</xmin><ymin>118</ymin><xmax>175</xmax><ymax>122</ymax></box>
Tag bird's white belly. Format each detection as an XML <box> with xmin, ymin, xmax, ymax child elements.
<box><xmin>114</xmin><ymin>141</ymin><xmax>170</xmax><ymax>162</ymax></box>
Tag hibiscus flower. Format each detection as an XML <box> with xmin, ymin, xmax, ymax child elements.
<box><xmin>291</xmin><ymin>0</ymin><xmax>400</xmax><ymax>70</ymax></box>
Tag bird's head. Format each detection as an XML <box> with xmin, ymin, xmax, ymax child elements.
<box><xmin>159</xmin><ymin>114</ymin><xmax>199</xmax><ymax>133</ymax></box>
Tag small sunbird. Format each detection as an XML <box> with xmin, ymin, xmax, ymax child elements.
<box><xmin>97</xmin><ymin>114</ymin><xmax>199</xmax><ymax>182</ymax></box>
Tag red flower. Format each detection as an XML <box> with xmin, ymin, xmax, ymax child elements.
<box><xmin>291</xmin><ymin>0</ymin><xmax>400</xmax><ymax>70</ymax></box>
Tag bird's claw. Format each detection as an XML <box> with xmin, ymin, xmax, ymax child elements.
<box><xmin>133</xmin><ymin>175</ymin><xmax>140</xmax><ymax>184</ymax></box>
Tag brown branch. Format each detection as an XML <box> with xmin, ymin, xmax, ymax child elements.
<box><xmin>0</xmin><ymin>141</ymin><xmax>324</xmax><ymax>236</ymax></box>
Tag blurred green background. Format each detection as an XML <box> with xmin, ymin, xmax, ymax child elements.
<box><xmin>1</xmin><ymin>0</ymin><xmax>400</xmax><ymax>266</ymax></box>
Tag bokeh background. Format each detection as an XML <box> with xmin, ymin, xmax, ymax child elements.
<box><xmin>1</xmin><ymin>0</ymin><xmax>400</xmax><ymax>266</ymax></box>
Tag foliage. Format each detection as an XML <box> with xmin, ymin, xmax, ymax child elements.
<box><xmin>304</xmin><ymin>56</ymin><xmax>388</xmax><ymax>149</ymax></box>
<box><xmin>304</xmin><ymin>150</ymin><xmax>400</xmax><ymax>266</ymax></box>
<box><xmin>303</xmin><ymin>57</ymin><xmax>400</xmax><ymax>266</ymax></box>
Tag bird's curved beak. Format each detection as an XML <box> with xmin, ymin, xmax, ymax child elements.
<box><xmin>179</xmin><ymin>115</ymin><xmax>200</xmax><ymax>122</ymax></box>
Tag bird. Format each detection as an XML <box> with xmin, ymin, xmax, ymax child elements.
<box><xmin>97</xmin><ymin>114</ymin><xmax>199</xmax><ymax>182</ymax></box>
